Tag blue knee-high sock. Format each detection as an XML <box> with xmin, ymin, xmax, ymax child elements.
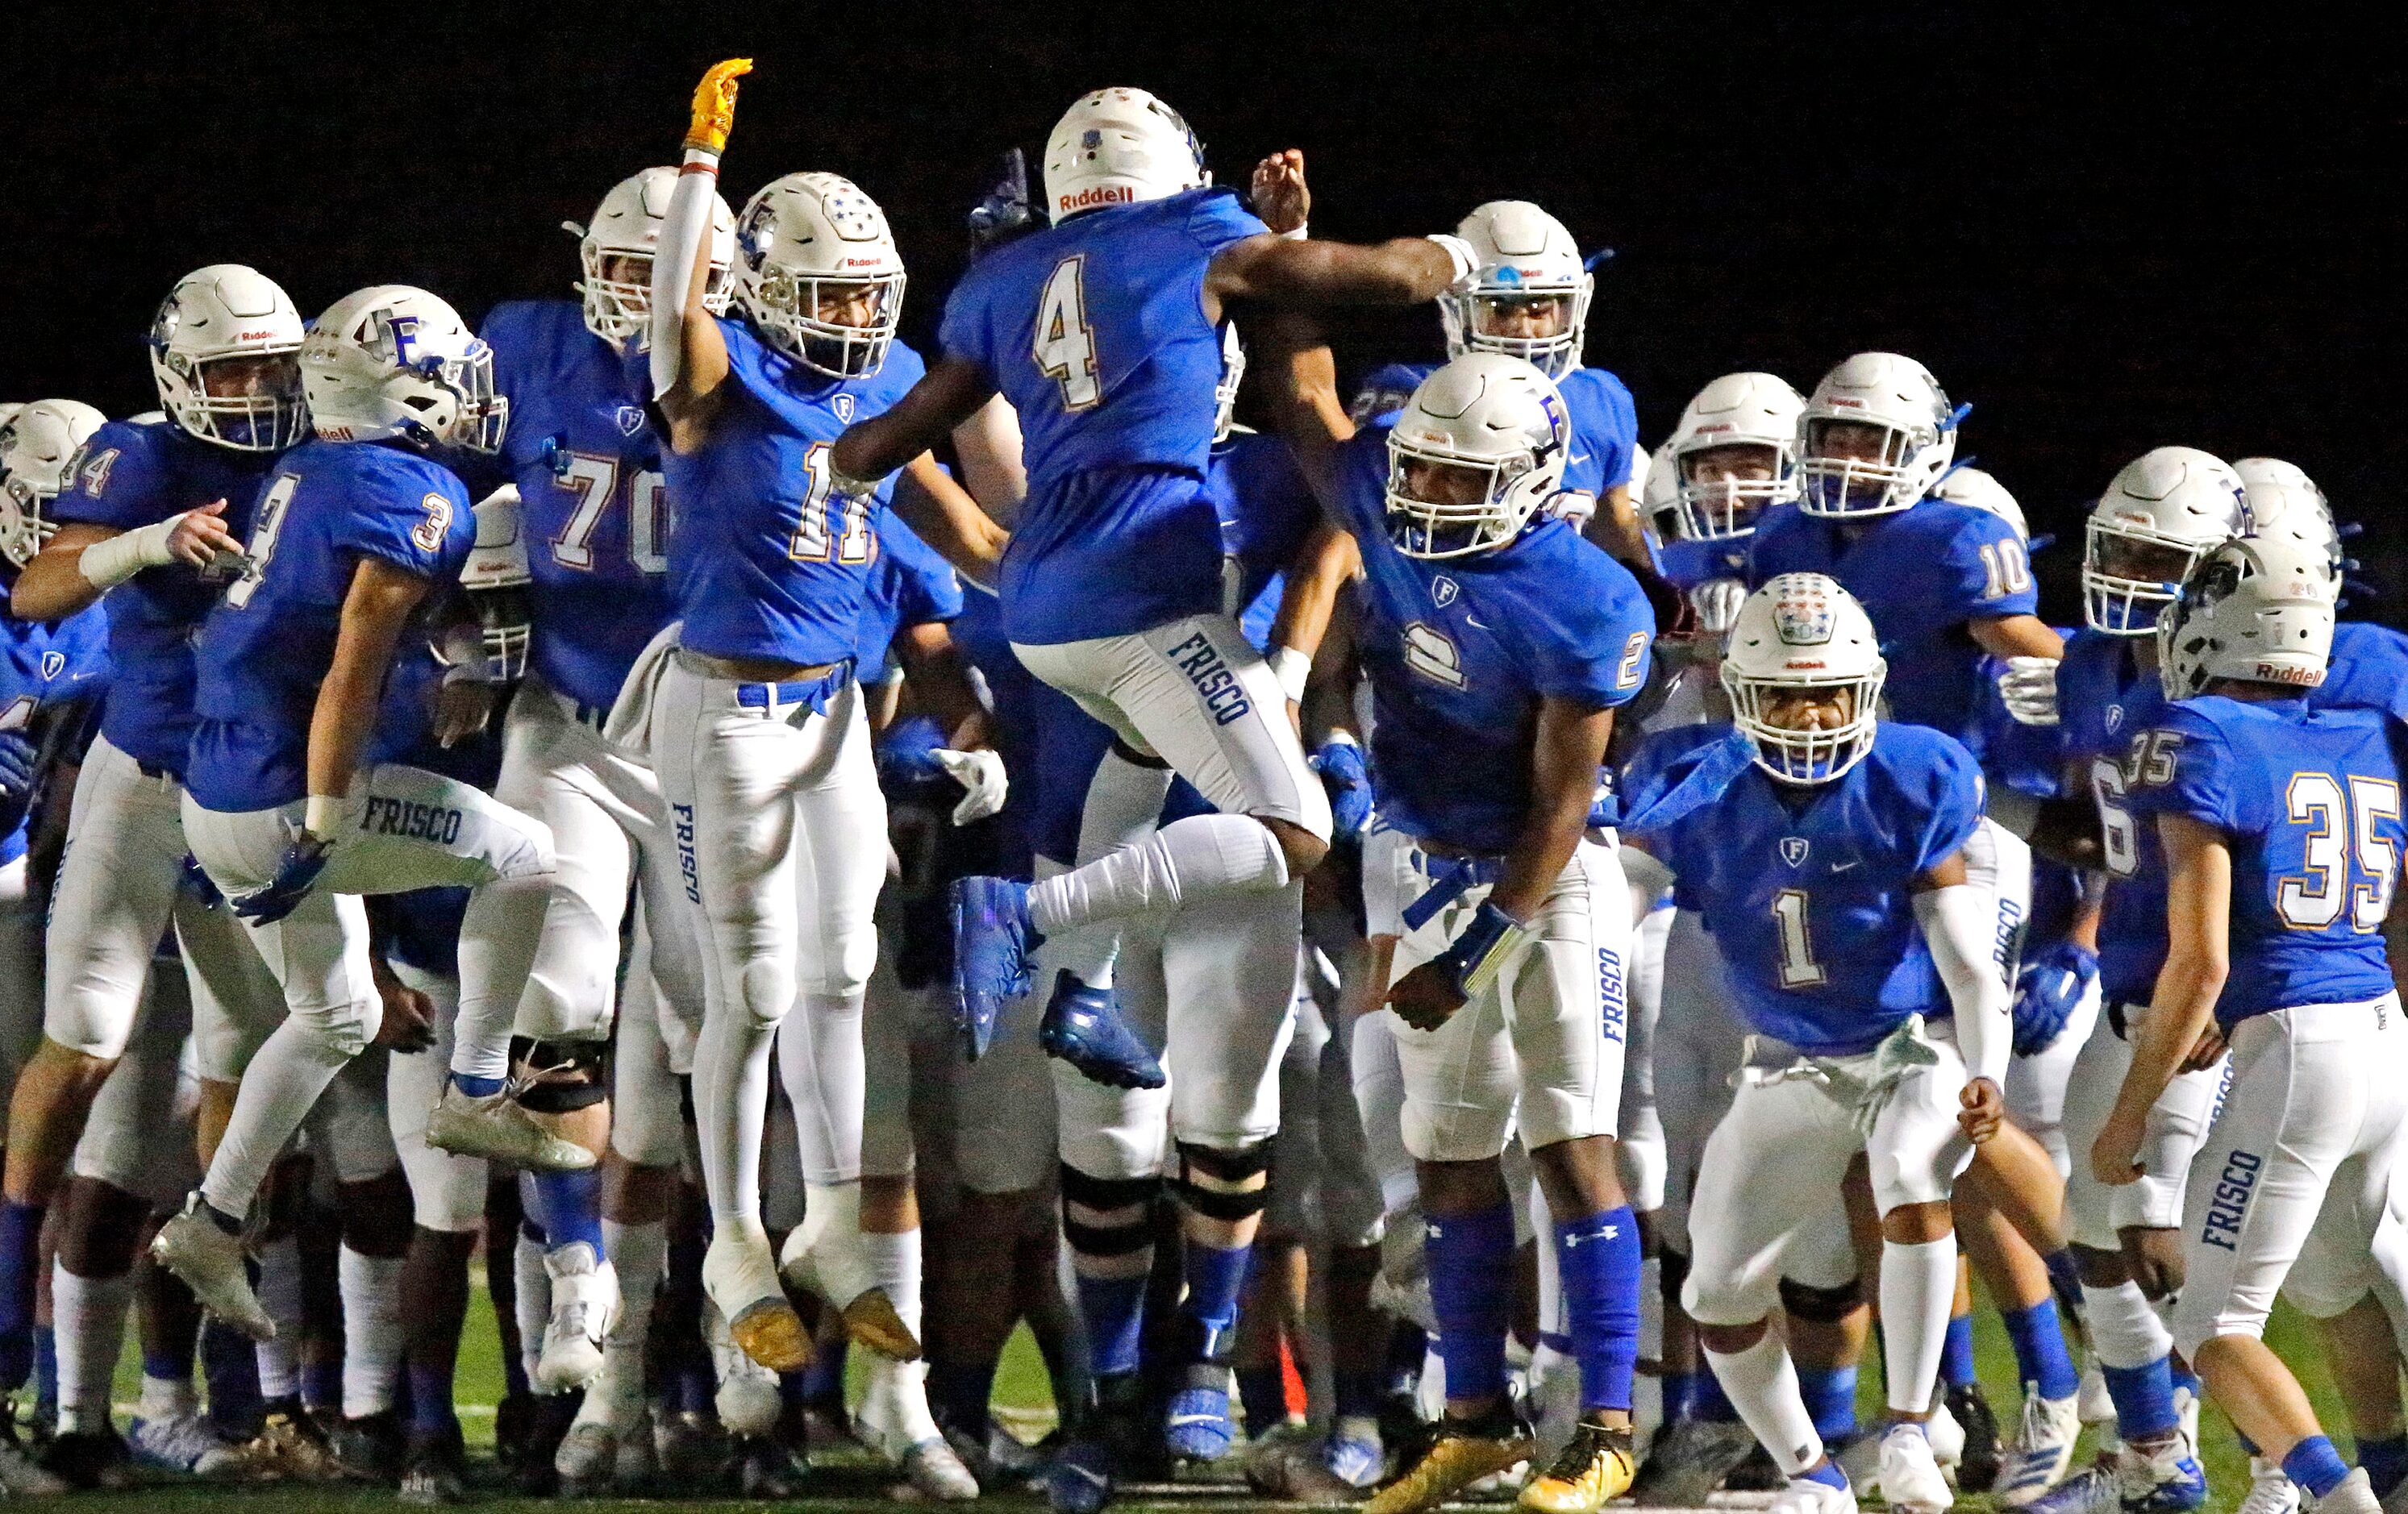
<box><xmin>203</xmin><ymin>1318</ymin><xmax>265</xmax><ymax>1439</ymax></box>
<box><xmin>799</xmin><ymin>1333</ymin><xmax>847</xmax><ymax>1404</ymax></box>
<box><xmin>2170</xmin><ymin>1358</ymin><xmax>2200</xmax><ymax>1401</ymax></box>
<box><xmin>32</xmin><ymin>1325</ymin><xmax>55</xmax><ymax>1419</ymax></box>
<box><xmin>2099</xmin><ymin>1359</ymin><xmax>2179</xmax><ymax>1441</ymax></box>
<box><xmin>1426</xmin><ymin>1204</ymin><xmax>1517</xmax><ymax>1405</ymax></box>
<box><xmin>0</xmin><ymin>1200</ymin><xmax>43</xmax><ymax>1391</ymax></box>
<box><xmin>532</xmin><ymin>1168</ymin><xmax>603</xmax><ymax>1254</ymax></box>
<box><xmin>1076</xmin><ymin>1271</ymin><xmax>1150</xmax><ymax>1380</ymax></box>
<box><xmin>1181</xmin><ymin>1239</ymin><xmax>1252</xmax><ymax>1355</ymax></box>
<box><xmin>407</xmin><ymin>1358</ymin><xmax>459</xmax><ymax>1439</ymax></box>
<box><xmin>2359</xmin><ymin>1434</ymin><xmax>2408</xmax><ymax>1498</ymax></box>
<box><xmin>2000</xmin><ymin>1298</ymin><xmax>2081</xmax><ymax>1400</ymax></box>
<box><xmin>1939</xmin><ymin>1312</ymin><xmax>1977</xmax><ymax>1390</ymax></box>
<box><xmin>931</xmin><ymin>1358</ymin><xmax>998</xmax><ymax>1429</ymax></box>
<box><xmin>1555</xmin><ymin>1207</ymin><xmax>1641</xmax><ymax>1413</ymax></box>
<box><xmin>2284</xmin><ymin>1435</ymin><xmax>2352</xmax><ymax>1499</ymax></box>
<box><xmin>450</xmin><ymin>1071</ymin><xmax>504</xmax><ymax>1099</ymax></box>
<box><xmin>1798</xmin><ymin>1366</ymin><xmax>1860</xmax><ymax>1445</ymax></box>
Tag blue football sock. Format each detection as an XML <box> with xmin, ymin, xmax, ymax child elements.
<box><xmin>450</xmin><ymin>1071</ymin><xmax>505</xmax><ymax>1099</ymax></box>
<box><xmin>2284</xmin><ymin>1435</ymin><xmax>2351</xmax><ymax>1499</ymax></box>
<box><xmin>1237</xmin><ymin>1365</ymin><xmax>1288</xmax><ymax>1429</ymax></box>
<box><xmin>0</xmin><ymin>1199</ymin><xmax>43</xmax><ymax>1391</ymax></box>
<box><xmin>1075</xmin><ymin>1271</ymin><xmax>1150</xmax><ymax>1379</ymax></box>
<box><xmin>2171</xmin><ymin>1358</ymin><xmax>2201</xmax><ymax>1400</ymax></box>
<box><xmin>1939</xmin><ymin>1313</ymin><xmax>1977</xmax><ymax>1389</ymax></box>
<box><xmin>1798</xmin><ymin>1366</ymin><xmax>1860</xmax><ymax>1445</ymax></box>
<box><xmin>931</xmin><ymin>1357</ymin><xmax>998</xmax><ymax>1429</ymax></box>
<box><xmin>302</xmin><ymin>1358</ymin><xmax>341</xmax><ymax>1416</ymax></box>
<box><xmin>799</xmin><ymin>1333</ymin><xmax>847</xmax><ymax>1404</ymax></box>
<box><xmin>32</xmin><ymin>1325</ymin><xmax>55</xmax><ymax>1418</ymax></box>
<box><xmin>1804</xmin><ymin>1458</ymin><xmax>1851</xmax><ymax>1490</ymax></box>
<box><xmin>1181</xmin><ymin>1238</ymin><xmax>1252</xmax><ymax>1353</ymax></box>
<box><xmin>2000</xmin><ymin>1298</ymin><xmax>2081</xmax><ymax>1400</ymax></box>
<box><xmin>1425</xmin><ymin>1203</ymin><xmax>1516</xmax><ymax>1404</ymax></box>
<box><xmin>202</xmin><ymin>1319</ymin><xmax>264</xmax><ymax>1437</ymax></box>
<box><xmin>1555</xmin><ymin>1207</ymin><xmax>1641</xmax><ymax>1412</ymax></box>
<box><xmin>407</xmin><ymin>1360</ymin><xmax>458</xmax><ymax>1438</ymax></box>
<box><xmin>2100</xmin><ymin>1358</ymin><xmax>2180</xmax><ymax>1441</ymax></box>
<box><xmin>532</xmin><ymin>1168</ymin><xmax>603</xmax><ymax>1254</ymax></box>
<box><xmin>2360</xmin><ymin>1434</ymin><xmax>2408</xmax><ymax>1498</ymax></box>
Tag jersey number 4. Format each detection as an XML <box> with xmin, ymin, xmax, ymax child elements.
<box><xmin>1034</xmin><ymin>256</ymin><xmax>1102</xmax><ymax>410</ymax></box>
<box><xmin>2278</xmin><ymin>772</ymin><xmax>2402</xmax><ymax>931</ymax></box>
<box><xmin>552</xmin><ymin>455</ymin><xmax>667</xmax><ymax>574</ymax></box>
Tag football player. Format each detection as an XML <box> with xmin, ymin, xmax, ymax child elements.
<box><xmin>829</xmin><ymin>87</ymin><xmax>1474</xmax><ymax>1093</ymax></box>
<box><xmin>0</xmin><ymin>269</ymin><xmax>303</xmax><ymax>1408</ymax></box>
<box><xmin>2098</xmin><ymin>524</ymin><xmax>2398</xmax><ymax>1514</ymax></box>
<box><xmin>1295</xmin><ymin>354</ymin><xmax>1654</xmax><ymax>1514</ymax></box>
<box><xmin>1625</xmin><ymin>574</ymin><xmax>2014</xmax><ymax>1514</ymax></box>
<box><xmin>147</xmin><ymin>284</ymin><xmax>555</xmax><ymax>1337</ymax></box>
<box><xmin>638</xmin><ymin>61</ymin><xmax>1004</xmax><ymax>1382</ymax></box>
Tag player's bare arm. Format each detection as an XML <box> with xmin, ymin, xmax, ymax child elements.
<box><xmin>305</xmin><ymin>557</ymin><xmax>431</xmax><ymax>836</ymax></box>
<box><xmin>892</xmin><ymin>451</ymin><xmax>1009</xmax><ymax>585</ymax></box>
<box><xmin>829</xmin><ymin>352</ymin><xmax>998</xmax><ymax>487</ymax></box>
<box><xmin>11</xmin><ymin>506</ymin><xmax>244</xmax><ymax>622</ymax></box>
<box><xmin>2093</xmin><ymin>812</ymin><xmax>2230</xmax><ymax>1186</ymax></box>
<box><xmin>1969</xmin><ymin>612</ymin><xmax>2065</xmax><ymax>662</ymax></box>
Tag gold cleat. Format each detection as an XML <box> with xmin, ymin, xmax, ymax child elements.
<box><xmin>842</xmin><ymin>1285</ymin><xmax>923</xmax><ymax>1361</ymax></box>
<box><xmin>1518</xmin><ymin>1422</ymin><xmax>1637</xmax><ymax>1514</ymax></box>
<box><xmin>240</xmin><ymin>1409</ymin><xmax>346</xmax><ymax>1484</ymax></box>
<box><xmin>727</xmin><ymin>1296</ymin><xmax>814</xmax><ymax>1374</ymax></box>
<box><xmin>1366</xmin><ymin>1412</ymin><xmax>1535</xmax><ymax>1514</ymax></box>
<box><xmin>704</xmin><ymin>1223</ymin><xmax>813</xmax><ymax>1373</ymax></box>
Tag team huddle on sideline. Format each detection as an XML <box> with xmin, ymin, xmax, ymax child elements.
<box><xmin>0</xmin><ymin>55</ymin><xmax>2393</xmax><ymax>1514</ymax></box>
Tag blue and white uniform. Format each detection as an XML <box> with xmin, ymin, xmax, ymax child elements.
<box><xmin>1635</xmin><ymin>723</ymin><xmax>1990</xmax><ymax>1323</ymax></box>
<box><xmin>36</xmin><ymin>418</ymin><xmax>282</xmax><ymax>1070</ymax></box>
<box><xmin>1386</xmin><ymin>360</ymin><xmax>1641</xmax><ymax>528</ymax></box>
<box><xmin>2122</xmin><ymin>696</ymin><xmax>2408</xmax><ymax>1356</ymax></box>
<box><xmin>935</xmin><ymin>187</ymin><xmax>1326</xmax><ymax>839</ymax></box>
<box><xmin>179</xmin><ymin>438</ymin><xmax>554</xmax><ymax>1221</ymax></box>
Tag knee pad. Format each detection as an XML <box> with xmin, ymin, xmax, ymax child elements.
<box><xmin>295</xmin><ymin>995</ymin><xmax>379</xmax><ymax>1061</ymax></box>
<box><xmin>1780</xmin><ymin>1275</ymin><xmax>1864</xmax><ymax>1325</ymax></box>
<box><xmin>1060</xmin><ymin>1164</ymin><xmax>1160</xmax><ymax>1259</ymax></box>
<box><xmin>738</xmin><ymin>957</ymin><xmax>793</xmax><ymax>1034</ymax></box>
<box><xmin>1173</xmin><ymin>1140</ymin><xmax>1273</xmax><ymax>1224</ymax></box>
<box><xmin>510</xmin><ymin>1036</ymin><xmax>611</xmax><ymax>1114</ymax></box>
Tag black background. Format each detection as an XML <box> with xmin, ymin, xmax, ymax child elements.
<box><xmin>1</xmin><ymin>2</ymin><xmax>2397</xmax><ymax>622</ymax></box>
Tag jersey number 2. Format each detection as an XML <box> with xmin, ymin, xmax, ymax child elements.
<box><xmin>2278</xmin><ymin>772</ymin><xmax>2402</xmax><ymax>931</ymax></box>
<box><xmin>1034</xmin><ymin>256</ymin><xmax>1102</xmax><ymax>410</ymax></box>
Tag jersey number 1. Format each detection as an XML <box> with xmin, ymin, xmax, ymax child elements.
<box><xmin>788</xmin><ymin>443</ymin><xmax>874</xmax><ymax>565</ymax></box>
<box><xmin>1034</xmin><ymin>256</ymin><xmax>1102</xmax><ymax>410</ymax></box>
<box><xmin>1772</xmin><ymin>887</ymin><xmax>1827</xmax><ymax>988</ymax></box>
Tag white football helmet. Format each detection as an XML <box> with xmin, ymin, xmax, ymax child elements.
<box><xmin>1212</xmin><ymin>324</ymin><xmax>1246</xmax><ymax>443</ymax></box>
<box><xmin>572</xmin><ymin>168</ymin><xmax>735</xmax><ymax>348</ymax></box>
<box><xmin>1670</xmin><ymin>372</ymin><xmax>1805</xmax><ymax>541</ymax></box>
<box><xmin>1641</xmin><ymin>438</ymin><xmax>1681</xmax><ymax>538</ymax></box>
<box><xmin>735</xmin><ymin>173</ymin><xmax>905</xmax><ymax>379</ymax></box>
<box><xmin>148</xmin><ymin>265</ymin><xmax>307</xmax><ymax>453</ymax></box>
<box><xmin>1044</xmin><ymin>88</ymin><xmax>1206</xmax><ymax>221</ymax></box>
<box><xmin>1929</xmin><ymin>464</ymin><xmax>2027</xmax><ymax>541</ymax></box>
<box><xmin>0</xmin><ymin>400</ymin><xmax>106</xmax><ymax>569</ymax></box>
<box><xmin>301</xmin><ymin>286</ymin><xmax>507</xmax><ymax>454</ymax></box>
<box><xmin>1720</xmin><ymin>573</ymin><xmax>1887</xmax><ymax>784</ymax></box>
<box><xmin>1384</xmin><ymin>353</ymin><xmax>1570</xmax><ymax>559</ymax></box>
<box><xmin>1438</xmin><ymin>202</ymin><xmax>1593</xmax><ymax>381</ymax></box>
<box><xmin>454</xmin><ymin>487</ymin><xmax>532</xmax><ymax>680</ymax></box>
<box><xmin>2081</xmin><ymin>447</ymin><xmax>2248</xmax><ymax>635</ymax></box>
<box><xmin>2233</xmin><ymin>455</ymin><xmax>2342</xmax><ymax>568</ymax></box>
<box><xmin>2156</xmin><ymin>521</ymin><xmax>2339</xmax><ymax>699</ymax></box>
<box><xmin>1796</xmin><ymin>353</ymin><xmax>1960</xmax><ymax>518</ymax></box>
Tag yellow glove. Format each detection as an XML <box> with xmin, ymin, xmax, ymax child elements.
<box><xmin>684</xmin><ymin>57</ymin><xmax>752</xmax><ymax>156</ymax></box>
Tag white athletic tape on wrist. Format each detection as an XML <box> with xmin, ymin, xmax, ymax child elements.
<box><xmin>1267</xmin><ymin>646</ymin><xmax>1310</xmax><ymax>705</ymax></box>
<box><xmin>77</xmin><ymin>514</ymin><xmax>181</xmax><ymax>589</ymax></box>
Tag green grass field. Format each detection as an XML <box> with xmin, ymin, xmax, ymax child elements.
<box><xmin>61</xmin><ymin>1277</ymin><xmax>2342</xmax><ymax>1512</ymax></box>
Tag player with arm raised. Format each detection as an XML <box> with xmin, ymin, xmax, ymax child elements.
<box><xmin>1625</xmin><ymin>575</ymin><xmax>2015</xmax><ymax>1514</ymax></box>
<box><xmin>147</xmin><ymin>285</ymin><xmax>556</xmax><ymax>1337</ymax></box>
<box><xmin>828</xmin><ymin>87</ymin><xmax>1477</xmax><ymax>1083</ymax></box>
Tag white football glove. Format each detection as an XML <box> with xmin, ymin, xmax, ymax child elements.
<box><xmin>932</xmin><ymin>747</ymin><xmax>1007</xmax><ymax>826</ymax></box>
<box><xmin>1689</xmin><ymin>577</ymin><xmax>1748</xmax><ymax>638</ymax></box>
<box><xmin>1998</xmin><ymin>655</ymin><xmax>2060</xmax><ymax>726</ymax></box>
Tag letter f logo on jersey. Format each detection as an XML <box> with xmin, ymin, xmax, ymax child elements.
<box><xmin>1781</xmin><ymin>837</ymin><xmax>1810</xmax><ymax>867</ymax></box>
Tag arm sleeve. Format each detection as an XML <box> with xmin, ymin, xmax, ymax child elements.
<box><xmin>648</xmin><ymin>161</ymin><xmax>723</xmax><ymax>397</ymax></box>
<box><xmin>1945</xmin><ymin>510</ymin><xmax>2041</xmax><ymax>618</ymax></box>
<box><xmin>1916</xmin><ymin>882</ymin><xmax>2014</xmax><ymax>1085</ymax></box>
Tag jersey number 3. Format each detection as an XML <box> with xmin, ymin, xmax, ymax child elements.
<box><xmin>1034</xmin><ymin>256</ymin><xmax>1102</xmax><ymax>410</ymax></box>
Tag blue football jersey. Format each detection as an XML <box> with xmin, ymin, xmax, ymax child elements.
<box><xmin>938</xmin><ymin>188</ymin><xmax>1266</xmax><ymax>646</ymax></box>
<box><xmin>1331</xmin><ymin>426</ymin><xmax>1654</xmax><ymax>855</ymax></box>
<box><xmin>2127</xmin><ymin>696</ymin><xmax>2408</xmax><ymax>1023</ymax></box>
<box><xmin>1658</xmin><ymin>535</ymin><xmax>1749</xmax><ymax>593</ymax></box>
<box><xmin>2313</xmin><ymin>620</ymin><xmax>2408</xmax><ymax>722</ymax></box>
<box><xmin>1975</xmin><ymin>626</ymin><xmax>2081</xmax><ymax>801</ymax></box>
<box><xmin>855</xmin><ymin>505</ymin><xmax>964</xmax><ymax>688</ymax></box>
<box><xmin>44</xmin><ymin>418</ymin><xmax>275</xmax><ymax>777</ymax></box>
<box><xmin>0</xmin><ymin>602</ymin><xmax>110</xmax><ymax>863</ymax></box>
<box><xmin>1633</xmin><ymin>722</ymin><xmax>1986</xmax><ymax>1054</ymax></box>
<box><xmin>184</xmin><ymin>440</ymin><xmax>476</xmax><ymax>811</ymax></box>
<box><xmin>2058</xmin><ymin>630</ymin><xmax>2173</xmax><ymax>1005</ymax></box>
<box><xmin>666</xmin><ymin>318</ymin><xmax>919</xmax><ymax>668</ymax></box>
<box><xmin>1747</xmin><ymin>498</ymin><xmax>2039</xmax><ymax>751</ymax></box>
<box><xmin>1209</xmin><ymin>430</ymin><xmax>1320</xmax><ymax>626</ymax></box>
<box><xmin>1388</xmin><ymin>361</ymin><xmax>1639</xmax><ymax>512</ymax></box>
<box><xmin>479</xmin><ymin>300</ymin><xmax>675</xmax><ymax>710</ymax></box>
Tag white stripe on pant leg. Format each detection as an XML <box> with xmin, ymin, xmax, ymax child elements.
<box><xmin>43</xmin><ymin>736</ymin><xmax>190</xmax><ymax>1060</ymax></box>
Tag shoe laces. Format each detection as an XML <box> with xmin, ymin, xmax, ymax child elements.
<box><xmin>1539</xmin><ymin>1421</ymin><xmax>1618</xmax><ymax>1483</ymax></box>
<box><xmin>2237</xmin><ymin>1470</ymin><xmax>2301</xmax><ymax>1514</ymax></box>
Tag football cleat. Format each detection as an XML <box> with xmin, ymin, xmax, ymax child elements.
<box><xmin>706</xmin><ymin>1299</ymin><xmax>785</xmax><ymax>1437</ymax></box>
<box><xmin>1164</xmin><ymin>1362</ymin><xmax>1238</xmax><ymax>1462</ymax></box>
<box><xmin>1364</xmin><ymin>1404</ymin><xmax>1535</xmax><ymax>1514</ymax></box>
<box><xmin>1039</xmin><ymin>971</ymin><xmax>1167</xmax><ymax>1090</ymax></box>
<box><xmin>1948</xmin><ymin>1379</ymin><xmax>2003</xmax><ymax>1491</ymax></box>
<box><xmin>423</xmin><ymin>1082</ymin><xmax>596</xmax><ymax>1171</ymax></box>
<box><xmin>1769</xmin><ymin>1469</ymin><xmax>1861</xmax><ymax>1514</ymax></box>
<box><xmin>1629</xmin><ymin>1416</ymin><xmax>1760</xmax><ymax>1505</ymax></box>
<box><xmin>1045</xmin><ymin>1433</ymin><xmax>1117</xmax><ymax>1514</ymax></box>
<box><xmin>952</xmin><ymin>875</ymin><xmax>1039</xmax><ymax>1057</ymax></box>
<box><xmin>1877</xmin><ymin>1423</ymin><xmax>1954</xmax><ymax>1514</ymax></box>
<box><xmin>128</xmin><ymin>1410</ymin><xmax>244</xmax><ymax>1478</ymax></box>
<box><xmin>703</xmin><ymin>1220</ymin><xmax>811</xmax><ymax>1373</ymax></box>
<box><xmin>1998</xmin><ymin>1387</ymin><xmax>2085</xmax><ymax>1505</ymax></box>
<box><xmin>397</xmin><ymin>1425</ymin><xmax>468</xmax><ymax>1507</ymax></box>
<box><xmin>534</xmin><ymin>1242</ymin><xmax>620</xmax><ymax>1393</ymax></box>
<box><xmin>1517</xmin><ymin>1420</ymin><xmax>1637</xmax><ymax>1514</ymax></box>
<box><xmin>151</xmin><ymin>1196</ymin><xmax>275</xmax><ymax>1341</ymax></box>
<box><xmin>2241</xmin><ymin>1458</ymin><xmax>2304</xmax><ymax>1514</ymax></box>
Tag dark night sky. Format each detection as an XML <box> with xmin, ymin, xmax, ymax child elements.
<box><xmin>1</xmin><ymin>2</ymin><xmax>2398</xmax><ymax>620</ymax></box>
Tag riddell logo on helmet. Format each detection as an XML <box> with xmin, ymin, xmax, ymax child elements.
<box><xmin>238</xmin><ymin>329</ymin><xmax>278</xmax><ymax>341</ymax></box>
<box><xmin>1059</xmin><ymin>185</ymin><xmax>1135</xmax><ymax>212</ymax></box>
<box><xmin>2255</xmin><ymin>662</ymin><xmax>2322</xmax><ymax>685</ymax></box>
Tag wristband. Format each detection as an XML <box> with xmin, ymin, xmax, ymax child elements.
<box><xmin>1442</xmin><ymin>900</ymin><xmax>1530</xmax><ymax>1000</ymax></box>
<box><xmin>1277</xmin><ymin>223</ymin><xmax>1308</xmax><ymax>242</ymax></box>
<box><xmin>679</xmin><ymin>146</ymin><xmax>721</xmax><ymax>173</ymax></box>
<box><xmin>1426</xmin><ymin>233</ymin><xmax>1482</xmax><ymax>286</ymax></box>
<box><xmin>77</xmin><ymin>515</ymin><xmax>181</xmax><ymax>589</ymax></box>
<box><xmin>303</xmin><ymin>794</ymin><xmax>348</xmax><ymax>842</ymax></box>
<box><xmin>1266</xmin><ymin>645</ymin><xmax>1310</xmax><ymax>705</ymax></box>
<box><xmin>827</xmin><ymin>461</ymin><xmax>881</xmax><ymax>501</ymax></box>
